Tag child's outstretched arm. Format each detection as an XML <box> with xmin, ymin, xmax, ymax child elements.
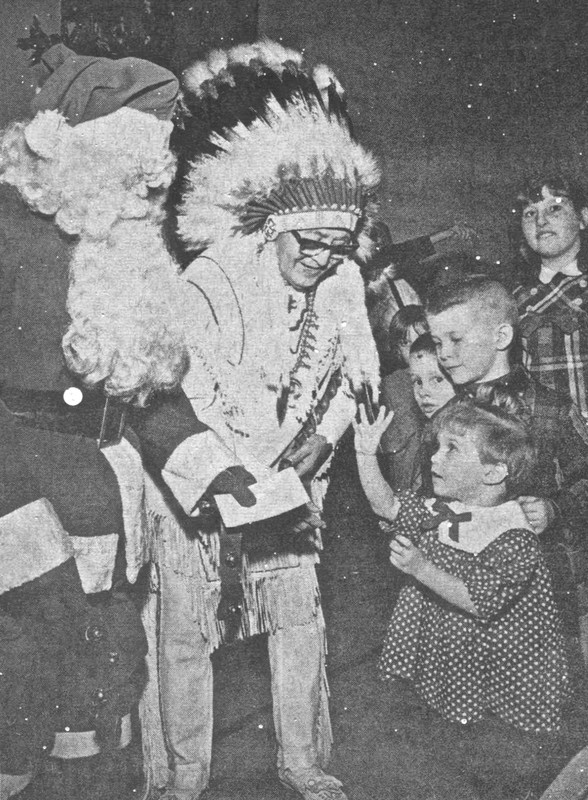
<box><xmin>353</xmin><ymin>404</ymin><xmax>400</xmax><ymax>521</ymax></box>
<box><xmin>390</xmin><ymin>535</ymin><xmax>478</xmax><ymax>615</ymax></box>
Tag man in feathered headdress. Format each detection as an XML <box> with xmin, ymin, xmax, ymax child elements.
<box><xmin>0</xmin><ymin>42</ymin><xmax>255</xmax><ymax>798</ymax></box>
<box><xmin>142</xmin><ymin>40</ymin><xmax>381</xmax><ymax>800</ymax></box>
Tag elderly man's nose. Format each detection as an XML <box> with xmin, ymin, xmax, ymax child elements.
<box><xmin>313</xmin><ymin>250</ymin><xmax>332</xmax><ymax>267</ymax></box>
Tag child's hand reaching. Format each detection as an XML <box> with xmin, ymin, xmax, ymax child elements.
<box><xmin>389</xmin><ymin>534</ymin><xmax>427</xmax><ymax>577</ymax></box>
<box><xmin>352</xmin><ymin>404</ymin><xmax>394</xmax><ymax>455</ymax></box>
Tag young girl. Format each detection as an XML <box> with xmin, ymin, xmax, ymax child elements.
<box><xmin>509</xmin><ymin>175</ymin><xmax>588</xmax><ymax>420</ymax></box>
<box><xmin>354</xmin><ymin>398</ymin><xmax>570</xmax><ymax>734</ymax></box>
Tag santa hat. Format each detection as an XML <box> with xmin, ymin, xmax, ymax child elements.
<box><xmin>31</xmin><ymin>43</ymin><xmax>179</xmax><ymax>124</ymax></box>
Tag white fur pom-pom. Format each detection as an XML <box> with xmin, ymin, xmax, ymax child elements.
<box><xmin>24</xmin><ymin>110</ymin><xmax>69</xmax><ymax>159</ymax></box>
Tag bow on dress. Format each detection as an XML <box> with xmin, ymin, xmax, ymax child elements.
<box><xmin>421</xmin><ymin>499</ymin><xmax>472</xmax><ymax>542</ymax></box>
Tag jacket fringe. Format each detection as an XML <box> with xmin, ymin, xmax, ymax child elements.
<box><xmin>146</xmin><ymin>509</ymin><xmax>322</xmax><ymax>650</ymax></box>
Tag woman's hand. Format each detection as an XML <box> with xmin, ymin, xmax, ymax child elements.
<box><xmin>389</xmin><ymin>534</ymin><xmax>427</xmax><ymax>577</ymax></box>
<box><xmin>352</xmin><ymin>403</ymin><xmax>394</xmax><ymax>455</ymax></box>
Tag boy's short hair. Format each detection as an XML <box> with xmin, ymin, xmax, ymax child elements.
<box><xmin>409</xmin><ymin>331</ymin><xmax>437</xmax><ymax>359</ymax></box>
<box><xmin>433</xmin><ymin>396</ymin><xmax>536</xmax><ymax>497</ymax></box>
<box><xmin>426</xmin><ymin>274</ymin><xmax>518</xmax><ymax>330</ymax></box>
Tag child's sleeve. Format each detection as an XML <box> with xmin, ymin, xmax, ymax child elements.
<box><xmin>460</xmin><ymin>530</ymin><xmax>540</xmax><ymax>621</ymax></box>
<box><xmin>378</xmin><ymin>491</ymin><xmax>429</xmax><ymax>542</ymax></box>
<box><xmin>552</xmin><ymin>403</ymin><xmax>588</xmax><ymax>540</ymax></box>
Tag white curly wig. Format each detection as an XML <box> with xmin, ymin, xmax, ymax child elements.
<box><xmin>0</xmin><ymin>107</ymin><xmax>189</xmax><ymax>403</ymax></box>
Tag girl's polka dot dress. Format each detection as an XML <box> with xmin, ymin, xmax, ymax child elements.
<box><xmin>379</xmin><ymin>492</ymin><xmax>570</xmax><ymax>733</ymax></box>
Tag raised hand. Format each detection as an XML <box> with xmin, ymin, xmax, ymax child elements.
<box><xmin>352</xmin><ymin>403</ymin><xmax>394</xmax><ymax>455</ymax></box>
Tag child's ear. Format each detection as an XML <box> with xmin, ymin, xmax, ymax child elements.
<box><xmin>495</xmin><ymin>323</ymin><xmax>514</xmax><ymax>352</ymax></box>
<box><xmin>579</xmin><ymin>207</ymin><xmax>588</xmax><ymax>230</ymax></box>
<box><xmin>483</xmin><ymin>461</ymin><xmax>508</xmax><ymax>486</ymax></box>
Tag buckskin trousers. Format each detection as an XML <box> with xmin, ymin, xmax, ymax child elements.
<box><xmin>157</xmin><ymin>562</ymin><xmax>331</xmax><ymax>794</ymax></box>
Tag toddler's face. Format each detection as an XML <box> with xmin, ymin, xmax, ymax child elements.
<box><xmin>428</xmin><ymin>302</ymin><xmax>503</xmax><ymax>386</ymax></box>
<box><xmin>409</xmin><ymin>351</ymin><xmax>455</xmax><ymax>418</ymax></box>
<box><xmin>430</xmin><ymin>427</ymin><xmax>487</xmax><ymax>503</ymax></box>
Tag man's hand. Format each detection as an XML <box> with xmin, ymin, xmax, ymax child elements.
<box><xmin>517</xmin><ymin>496</ymin><xmax>556</xmax><ymax>534</ymax></box>
<box><xmin>280</xmin><ymin>434</ymin><xmax>333</xmax><ymax>481</ymax></box>
<box><xmin>207</xmin><ymin>466</ymin><xmax>257</xmax><ymax>507</ymax></box>
<box><xmin>389</xmin><ymin>534</ymin><xmax>427</xmax><ymax>577</ymax></box>
<box><xmin>247</xmin><ymin>501</ymin><xmax>326</xmax><ymax>554</ymax></box>
<box><xmin>287</xmin><ymin>501</ymin><xmax>326</xmax><ymax>552</ymax></box>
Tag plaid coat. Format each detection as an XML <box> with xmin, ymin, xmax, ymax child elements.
<box><xmin>514</xmin><ymin>264</ymin><xmax>588</xmax><ymax>421</ymax></box>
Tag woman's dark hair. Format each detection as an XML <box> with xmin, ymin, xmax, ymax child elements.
<box><xmin>508</xmin><ymin>175</ymin><xmax>588</xmax><ymax>285</ymax></box>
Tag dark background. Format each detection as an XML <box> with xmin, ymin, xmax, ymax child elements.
<box><xmin>67</xmin><ymin>0</ymin><xmax>588</xmax><ymax>264</ymax></box>
<box><xmin>3</xmin><ymin>0</ymin><xmax>588</xmax><ymax>263</ymax></box>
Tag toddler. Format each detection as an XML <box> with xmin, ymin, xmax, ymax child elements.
<box><xmin>408</xmin><ymin>333</ymin><xmax>455</xmax><ymax>420</ymax></box>
<box><xmin>383</xmin><ymin>333</ymin><xmax>456</xmax><ymax>494</ymax></box>
<box><xmin>380</xmin><ymin>307</ymin><xmax>430</xmax><ymax>492</ymax></box>
<box><xmin>354</xmin><ymin>397</ymin><xmax>570</xmax><ymax>734</ymax></box>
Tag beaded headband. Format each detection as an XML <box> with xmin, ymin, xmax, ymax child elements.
<box><xmin>240</xmin><ymin>177</ymin><xmax>365</xmax><ymax>240</ymax></box>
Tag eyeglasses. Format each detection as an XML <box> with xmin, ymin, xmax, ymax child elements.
<box><xmin>291</xmin><ymin>229</ymin><xmax>358</xmax><ymax>257</ymax></box>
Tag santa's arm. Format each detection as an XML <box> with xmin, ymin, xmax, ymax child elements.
<box><xmin>129</xmin><ymin>390</ymin><xmax>255</xmax><ymax>513</ymax></box>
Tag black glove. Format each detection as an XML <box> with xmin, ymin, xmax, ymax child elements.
<box><xmin>207</xmin><ymin>466</ymin><xmax>257</xmax><ymax>507</ymax></box>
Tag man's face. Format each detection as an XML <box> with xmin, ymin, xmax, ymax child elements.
<box><xmin>521</xmin><ymin>187</ymin><xmax>586</xmax><ymax>262</ymax></box>
<box><xmin>276</xmin><ymin>228</ymin><xmax>356</xmax><ymax>291</ymax></box>
<box><xmin>428</xmin><ymin>302</ymin><xmax>505</xmax><ymax>386</ymax></box>
<box><xmin>409</xmin><ymin>351</ymin><xmax>456</xmax><ymax>418</ymax></box>
<box><xmin>431</xmin><ymin>427</ymin><xmax>488</xmax><ymax>503</ymax></box>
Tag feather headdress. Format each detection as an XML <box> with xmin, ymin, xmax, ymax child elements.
<box><xmin>177</xmin><ymin>93</ymin><xmax>380</xmax><ymax>253</ymax></box>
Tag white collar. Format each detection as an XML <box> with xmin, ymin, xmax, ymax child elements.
<box><xmin>424</xmin><ymin>498</ymin><xmax>534</xmax><ymax>554</ymax></box>
<box><xmin>539</xmin><ymin>258</ymin><xmax>581</xmax><ymax>284</ymax></box>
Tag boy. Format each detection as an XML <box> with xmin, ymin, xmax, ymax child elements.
<box><xmin>426</xmin><ymin>273</ymin><xmax>588</xmax><ymax>635</ymax></box>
